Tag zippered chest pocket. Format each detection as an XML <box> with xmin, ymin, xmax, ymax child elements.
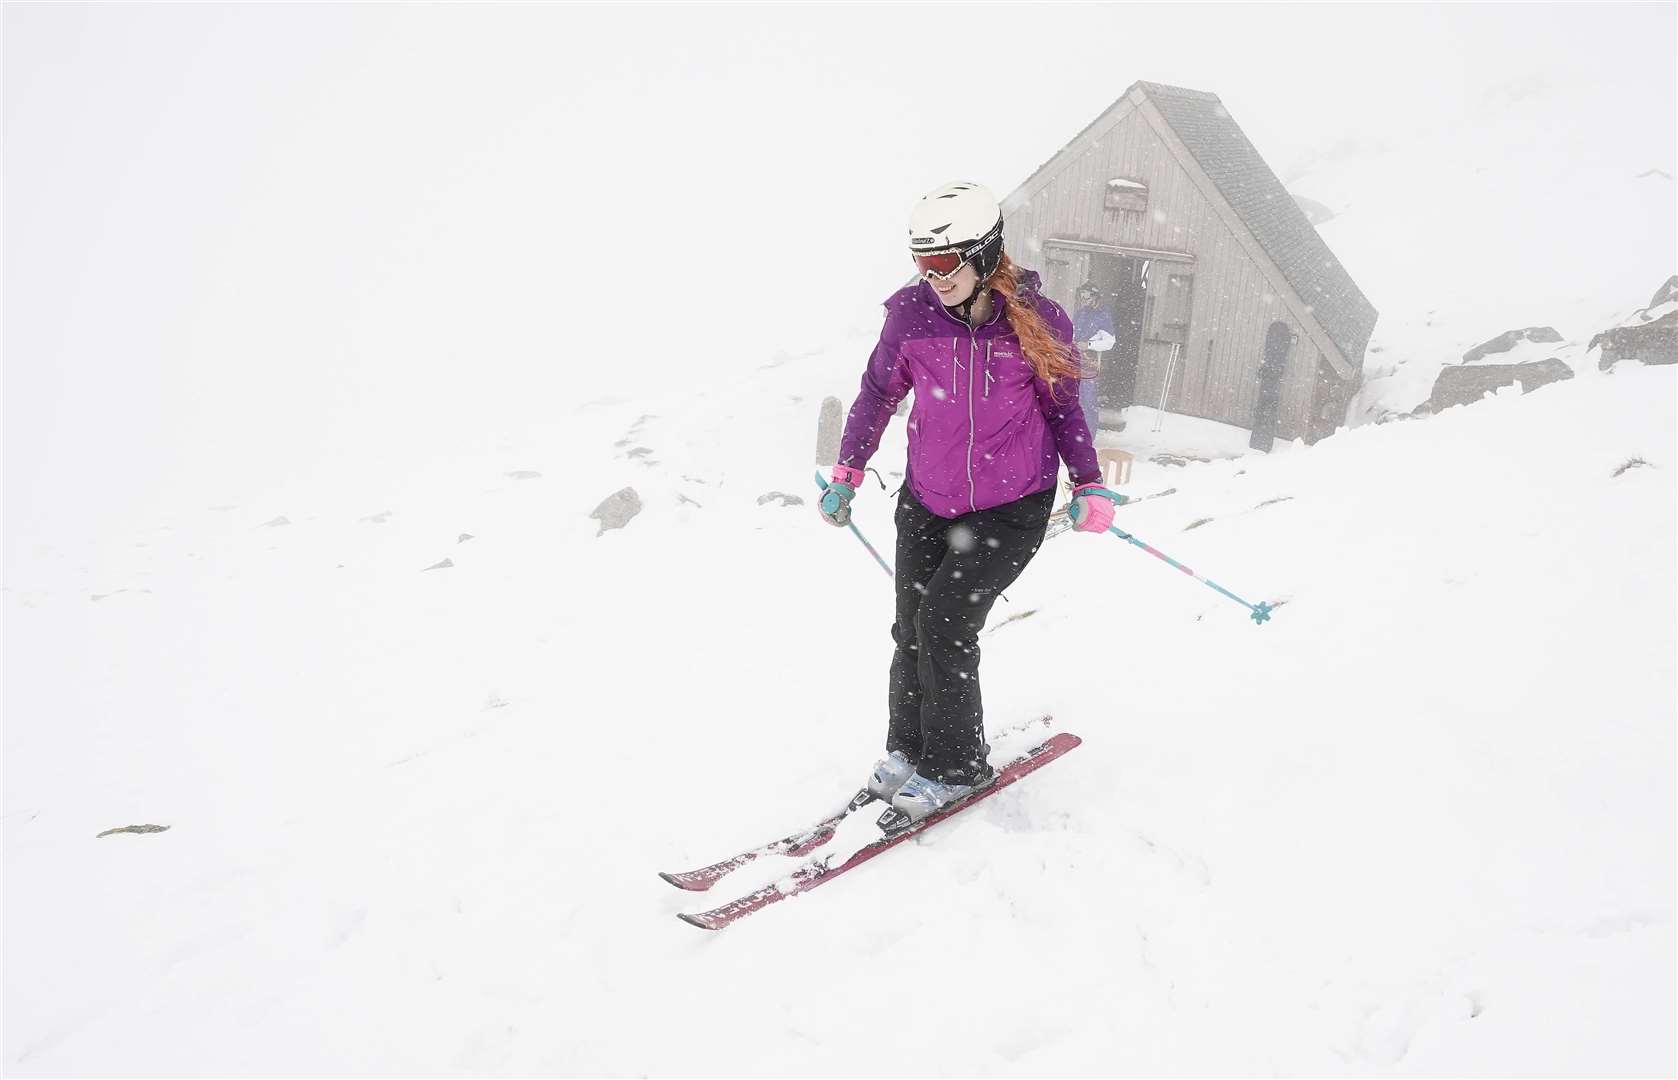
<box><xmin>985</xmin><ymin>343</ymin><xmax>1031</xmax><ymax>397</ymax></box>
<box><xmin>901</xmin><ymin>336</ymin><xmax>966</xmax><ymax>404</ymax></box>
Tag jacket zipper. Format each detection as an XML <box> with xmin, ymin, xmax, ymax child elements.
<box><xmin>931</xmin><ymin>298</ymin><xmax>1001</xmax><ymax>514</ymax></box>
<box><xmin>966</xmin><ymin>309</ymin><xmax>1003</xmax><ymax>511</ymax></box>
<box><xmin>966</xmin><ymin>327</ymin><xmax>978</xmax><ymax>512</ymax></box>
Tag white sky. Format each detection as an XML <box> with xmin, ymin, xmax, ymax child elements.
<box><xmin>5</xmin><ymin>2</ymin><xmax>1675</xmax><ymax>545</ymax></box>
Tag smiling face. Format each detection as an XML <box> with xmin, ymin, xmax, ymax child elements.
<box><xmin>926</xmin><ymin>263</ymin><xmax>981</xmax><ymax>308</ymax></box>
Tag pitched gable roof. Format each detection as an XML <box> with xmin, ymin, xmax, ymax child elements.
<box><xmin>1131</xmin><ymin>82</ymin><xmax>1378</xmax><ymax>369</ymax></box>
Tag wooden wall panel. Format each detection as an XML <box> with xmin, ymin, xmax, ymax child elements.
<box><xmin>1284</xmin><ymin>317</ymin><xmax>1316</xmax><ymax>435</ymax></box>
<box><xmin>1214</xmin><ymin>256</ymin><xmax>1249</xmax><ymax>420</ymax></box>
<box><xmin>1188</xmin><ymin>194</ymin><xmax>1219</xmax><ymax>412</ymax></box>
<box><xmin>1224</xmin><ymin>245</ymin><xmax>1253</xmax><ymax>418</ymax></box>
<box><xmin>1237</xmin><ymin>260</ymin><xmax>1264</xmax><ymax>422</ymax></box>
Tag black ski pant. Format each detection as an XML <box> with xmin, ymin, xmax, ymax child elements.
<box><xmin>887</xmin><ymin>485</ymin><xmax>1056</xmax><ymax>785</ymax></box>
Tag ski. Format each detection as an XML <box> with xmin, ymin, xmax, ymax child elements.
<box><xmin>657</xmin><ymin>788</ymin><xmax>873</xmax><ymax>892</ymax></box>
<box><xmin>658</xmin><ymin>715</ymin><xmax>1057</xmax><ymax>893</ymax></box>
<box><xmin>676</xmin><ymin>732</ymin><xmax>1081</xmax><ymax>931</ymax></box>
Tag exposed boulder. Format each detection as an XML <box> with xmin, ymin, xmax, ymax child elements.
<box><xmin>1461</xmin><ymin>326</ymin><xmax>1564</xmax><ymax>364</ymax></box>
<box><xmin>1425</xmin><ymin>357</ymin><xmax>1574</xmax><ymax>413</ymax></box>
<box><xmin>1591</xmin><ymin>275</ymin><xmax>1678</xmax><ymax>371</ymax></box>
<box><xmin>816</xmin><ymin>396</ymin><xmax>843</xmax><ymax>465</ymax></box>
<box><xmin>590</xmin><ymin>487</ymin><xmax>642</xmax><ymax>535</ymax></box>
<box><xmin>96</xmin><ymin>824</ymin><xmax>170</xmax><ymax>838</ymax></box>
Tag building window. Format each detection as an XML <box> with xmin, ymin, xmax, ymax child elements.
<box><xmin>1106</xmin><ymin>178</ymin><xmax>1148</xmax><ymax>213</ymax></box>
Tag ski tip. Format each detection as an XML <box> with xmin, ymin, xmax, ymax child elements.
<box><xmin>659</xmin><ymin>872</ymin><xmax>712</xmax><ymax>893</ymax></box>
<box><xmin>677</xmin><ymin>912</ymin><xmax>721</xmax><ymax>931</ymax></box>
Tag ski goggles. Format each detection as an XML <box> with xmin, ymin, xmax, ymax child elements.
<box><xmin>911</xmin><ymin>249</ymin><xmax>971</xmax><ymax>281</ymax></box>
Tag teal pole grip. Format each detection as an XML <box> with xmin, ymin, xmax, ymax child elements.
<box><xmin>814</xmin><ymin>470</ymin><xmax>893</xmax><ymax>579</ymax></box>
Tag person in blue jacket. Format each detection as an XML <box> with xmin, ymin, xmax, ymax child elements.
<box><xmin>1072</xmin><ymin>282</ymin><xmax>1116</xmax><ymax>435</ymax></box>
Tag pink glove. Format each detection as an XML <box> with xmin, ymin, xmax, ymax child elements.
<box><xmin>1068</xmin><ymin>482</ymin><xmax>1119</xmax><ymax>533</ymax></box>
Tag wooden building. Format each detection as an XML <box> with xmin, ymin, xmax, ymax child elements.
<box><xmin>1004</xmin><ymin>81</ymin><xmax>1379</xmax><ymax>445</ymax></box>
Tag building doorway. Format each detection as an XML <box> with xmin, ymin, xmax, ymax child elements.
<box><xmin>1087</xmin><ymin>255</ymin><xmax>1148</xmax><ymax>422</ymax></box>
<box><xmin>1251</xmin><ymin>320</ymin><xmax>1293</xmax><ymax>451</ymax></box>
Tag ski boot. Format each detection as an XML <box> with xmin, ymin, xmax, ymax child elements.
<box><xmin>864</xmin><ymin>750</ymin><xmax>916</xmax><ymax>802</ymax></box>
<box><xmin>888</xmin><ymin>764</ymin><xmax>996</xmax><ymax>826</ymax></box>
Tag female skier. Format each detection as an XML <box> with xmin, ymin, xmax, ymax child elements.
<box><xmin>818</xmin><ymin>181</ymin><xmax>1118</xmax><ymax>824</ymax></box>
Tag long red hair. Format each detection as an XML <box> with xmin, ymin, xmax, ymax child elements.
<box><xmin>990</xmin><ymin>253</ymin><xmax>1082</xmax><ymax>399</ymax></box>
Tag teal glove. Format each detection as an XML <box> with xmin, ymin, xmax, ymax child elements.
<box><xmin>819</xmin><ymin>464</ymin><xmax>867</xmax><ymax>527</ymax></box>
<box><xmin>820</xmin><ymin>483</ymin><xmax>856</xmax><ymax>527</ymax></box>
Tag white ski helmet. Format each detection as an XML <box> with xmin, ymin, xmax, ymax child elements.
<box><xmin>908</xmin><ymin>181</ymin><xmax>1005</xmax><ymax>281</ymax></box>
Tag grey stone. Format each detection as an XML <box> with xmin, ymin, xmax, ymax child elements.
<box><xmin>1461</xmin><ymin>326</ymin><xmax>1564</xmax><ymax>364</ymax></box>
<box><xmin>1592</xmin><ymin>277</ymin><xmax>1678</xmax><ymax>371</ymax></box>
<box><xmin>757</xmin><ymin>492</ymin><xmax>805</xmax><ymax>507</ymax></box>
<box><xmin>97</xmin><ymin>824</ymin><xmax>170</xmax><ymax>838</ymax></box>
<box><xmin>590</xmin><ymin>487</ymin><xmax>643</xmax><ymax>535</ymax></box>
<box><xmin>816</xmin><ymin>396</ymin><xmax>843</xmax><ymax>465</ymax></box>
<box><xmin>1427</xmin><ymin>357</ymin><xmax>1574</xmax><ymax>413</ymax></box>
<box><xmin>1595</xmin><ymin>312</ymin><xmax>1678</xmax><ymax>370</ymax></box>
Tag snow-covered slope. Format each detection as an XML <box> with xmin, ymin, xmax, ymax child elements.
<box><xmin>1284</xmin><ymin>69</ymin><xmax>1675</xmax><ymax>424</ymax></box>
<box><xmin>6</xmin><ymin>350</ymin><xmax>1672</xmax><ymax>1074</ymax></box>
<box><xmin>7</xmin><ymin>5</ymin><xmax>1675</xmax><ymax>1072</ymax></box>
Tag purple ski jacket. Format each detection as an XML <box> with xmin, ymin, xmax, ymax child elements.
<box><xmin>837</xmin><ymin>269</ymin><xmax>1101</xmax><ymax>520</ymax></box>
